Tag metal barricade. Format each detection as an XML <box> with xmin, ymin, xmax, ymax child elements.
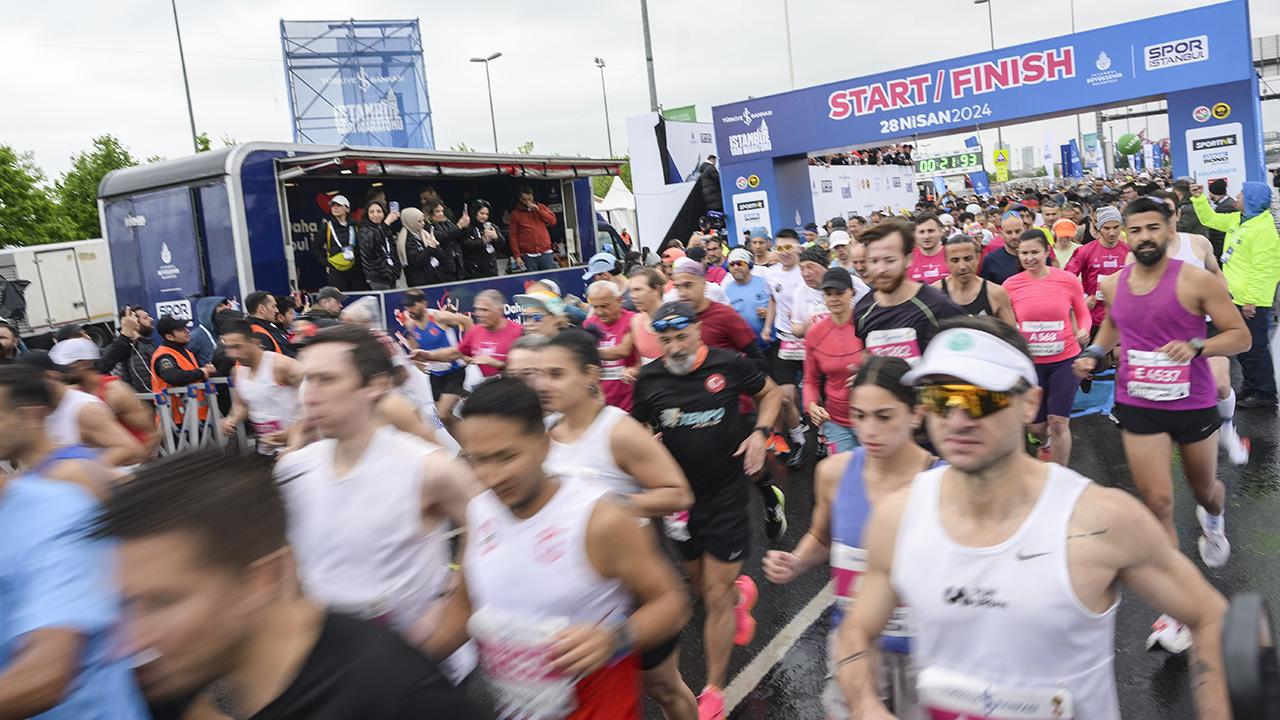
<box><xmin>135</xmin><ymin>377</ymin><xmax>249</xmax><ymax>456</ymax></box>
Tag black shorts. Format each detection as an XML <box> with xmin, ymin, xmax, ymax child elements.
<box><xmin>1113</xmin><ymin>403</ymin><xmax>1221</xmax><ymax>444</ymax></box>
<box><xmin>641</xmin><ymin>633</ymin><xmax>681</xmax><ymax>670</ymax></box>
<box><xmin>430</xmin><ymin>367</ymin><xmax>467</xmax><ymax>400</ymax></box>
<box><xmin>676</xmin><ymin>494</ymin><xmax>750</xmax><ymax>564</ymax></box>
<box><xmin>766</xmin><ymin>341</ymin><xmax>803</xmax><ymax>387</ymax></box>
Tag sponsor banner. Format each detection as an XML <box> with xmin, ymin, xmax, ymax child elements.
<box><xmin>1185</xmin><ymin>122</ymin><xmax>1246</xmax><ymax>194</ymax></box>
<box><xmin>809</xmin><ymin>165</ymin><xmax>917</xmax><ymax>221</ymax></box>
<box><xmin>732</xmin><ymin>190</ymin><xmax>773</xmax><ymax>241</ymax></box>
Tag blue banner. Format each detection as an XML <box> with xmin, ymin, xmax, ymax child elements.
<box><xmin>281</xmin><ymin>19</ymin><xmax>435</xmax><ymax>148</ymax></box>
<box><xmin>963</xmin><ymin>136</ymin><xmax>990</xmax><ymax>195</ymax></box>
<box><xmin>932</xmin><ymin>177</ymin><xmax>948</xmax><ymax>197</ymax></box>
<box><xmin>713</xmin><ymin>1</ymin><xmax>1252</xmax><ymax>159</ymax></box>
<box><xmin>1067</xmin><ymin>139</ymin><xmax>1084</xmax><ymax>178</ymax></box>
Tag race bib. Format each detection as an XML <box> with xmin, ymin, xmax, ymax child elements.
<box><xmin>250</xmin><ymin>419</ymin><xmax>282</xmax><ymax>435</ymax></box>
<box><xmin>1020</xmin><ymin>320</ymin><xmax>1066</xmax><ymax>357</ymax></box>
<box><xmin>831</xmin><ymin>543</ymin><xmax>911</xmax><ymax>640</ymax></box>
<box><xmin>600</xmin><ymin>362</ymin><xmax>626</xmax><ymax>381</ymax></box>
<box><xmin>777</xmin><ymin>338</ymin><xmax>806</xmax><ymax>361</ymax></box>
<box><xmin>470</xmin><ymin>609</ymin><xmax>578</xmax><ymax>720</ymax></box>
<box><xmin>1095</xmin><ymin>288</ymin><xmax>1105</xmax><ymax>301</ymax></box>
<box><xmin>918</xmin><ymin>666</ymin><xmax>1075</xmax><ymax>720</ymax></box>
<box><xmin>865</xmin><ymin>328</ymin><xmax>922</xmax><ymax>365</ymax></box>
<box><xmin>1125</xmin><ymin>350</ymin><xmax>1191</xmax><ymax>402</ymax></box>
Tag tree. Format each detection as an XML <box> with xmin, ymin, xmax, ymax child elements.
<box><xmin>591</xmin><ymin>156</ymin><xmax>632</xmax><ymax>196</ymax></box>
<box><xmin>514</xmin><ymin>140</ymin><xmax>536</xmax><ymax>155</ymax></box>
<box><xmin>449</xmin><ymin>142</ymin><xmax>477</xmax><ymax>153</ymax></box>
<box><xmin>55</xmin><ymin>135</ymin><xmax>139</xmax><ymax>240</ymax></box>
<box><xmin>195</xmin><ymin>132</ymin><xmax>213</xmax><ymax>153</ymax></box>
<box><xmin>0</xmin><ymin>145</ymin><xmax>63</xmax><ymax>247</ymax></box>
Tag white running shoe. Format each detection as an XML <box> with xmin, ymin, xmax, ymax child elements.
<box><xmin>1196</xmin><ymin>505</ymin><xmax>1231</xmax><ymax>568</ymax></box>
<box><xmin>1146</xmin><ymin>614</ymin><xmax>1193</xmax><ymax>654</ymax></box>
<box><xmin>1218</xmin><ymin>422</ymin><xmax>1251</xmax><ymax>465</ymax></box>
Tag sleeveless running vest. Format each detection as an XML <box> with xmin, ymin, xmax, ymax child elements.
<box><xmin>1169</xmin><ymin>231</ymin><xmax>1201</xmax><ymax>267</ymax></box>
<box><xmin>46</xmin><ymin>388</ymin><xmax>106</xmax><ymax>447</ymax></box>
<box><xmin>465</xmin><ymin>478</ymin><xmax>637</xmax><ymax>720</ymax></box>
<box><xmin>412</xmin><ymin>320</ymin><xmax>464</xmax><ymax>375</ymax></box>
<box><xmin>894</xmin><ymin>465</ymin><xmax>1120</xmax><ymax>719</ymax></box>
<box><xmin>1110</xmin><ymin>259</ymin><xmax>1215</xmax><ymax>410</ymax></box>
<box><xmin>941</xmin><ymin>277</ymin><xmax>994</xmax><ymax>317</ymax></box>
<box><xmin>233</xmin><ymin>352</ymin><xmax>299</xmax><ymax>440</ymax></box>
<box><xmin>546</xmin><ymin>406</ymin><xmax>636</xmax><ymax>497</ymax></box>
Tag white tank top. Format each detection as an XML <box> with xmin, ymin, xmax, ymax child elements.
<box><xmin>892</xmin><ymin>465</ymin><xmax>1120</xmax><ymax>720</ymax></box>
<box><xmin>46</xmin><ymin>388</ymin><xmax>106</xmax><ymax>446</ymax></box>
<box><xmin>546</xmin><ymin>406</ymin><xmax>636</xmax><ymax>497</ymax></box>
<box><xmin>394</xmin><ymin>357</ymin><xmax>460</xmax><ymax>453</ymax></box>
<box><xmin>232</xmin><ymin>352</ymin><xmax>299</xmax><ymax>435</ymax></box>
<box><xmin>1170</xmin><ymin>232</ymin><xmax>1201</xmax><ymax>268</ymax></box>
<box><xmin>465</xmin><ymin>478</ymin><xmax>631</xmax><ymax>718</ymax></box>
<box><xmin>275</xmin><ymin>426</ymin><xmax>451</xmax><ymax>631</ymax></box>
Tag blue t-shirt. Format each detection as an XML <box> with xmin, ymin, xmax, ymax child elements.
<box><xmin>722</xmin><ymin>275</ymin><xmax>771</xmax><ymax>340</ymax></box>
<box><xmin>0</xmin><ymin>477</ymin><xmax>147</xmax><ymax>719</ymax></box>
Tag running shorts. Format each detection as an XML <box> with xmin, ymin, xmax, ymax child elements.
<box><xmin>766</xmin><ymin>340</ymin><xmax>804</xmax><ymax>387</ymax></box>
<box><xmin>430</xmin><ymin>367</ymin><xmax>467</xmax><ymax>400</ymax></box>
<box><xmin>675</xmin><ymin>494</ymin><xmax>750</xmax><ymax>564</ymax></box>
<box><xmin>1033</xmin><ymin>358</ymin><xmax>1081</xmax><ymax>423</ymax></box>
<box><xmin>1113</xmin><ymin>403</ymin><xmax>1220</xmax><ymax>445</ymax></box>
<box><xmin>822</xmin><ymin>632</ymin><xmax>919</xmax><ymax>719</ymax></box>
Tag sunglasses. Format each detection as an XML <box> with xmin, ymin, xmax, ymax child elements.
<box><xmin>917</xmin><ymin>384</ymin><xmax>1014</xmax><ymax>420</ymax></box>
<box><xmin>521</xmin><ymin>313</ymin><xmax>546</xmax><ymax>323</ymax></box>
<box><xmin>651</xmin><ymin>315</ymin><xmax>695</xmax><ymax>332</ymax></box>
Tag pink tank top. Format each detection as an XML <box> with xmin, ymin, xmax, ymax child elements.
<box><xmin>632</xmin><ymin>313</ymin><xmax>662</xmax><ymax>362</ymax></box>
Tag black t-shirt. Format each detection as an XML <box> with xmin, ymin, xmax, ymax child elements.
<box><xmin>978</xmin><ymin>246</ymin><xmax>1022</xmax><ymax>285</ymax></box>
<box><xmin>248</xmin><ymin>613</ymin><xmax>479</xmax><ymax>720</ymax></box>
<box><xmin>631</xmin><ymin>348</ymin><xmax>767</xmax><ymax>508</ymax></box>
<box><xmin>853</xmin><ymin>284</ymin><xmax>965</xmax><ymax>357</ymax></box>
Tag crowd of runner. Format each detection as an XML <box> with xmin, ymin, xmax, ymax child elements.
<box><xmin>2</xmin><ymin>169</ymin><xmax>1280</xmax><ymax>719</ymax></box>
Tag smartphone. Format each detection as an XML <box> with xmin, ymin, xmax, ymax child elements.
<box><xmin>389</xmin><ymin>200</ymin><xmax>401</xmax><ymax>213</ymax></box>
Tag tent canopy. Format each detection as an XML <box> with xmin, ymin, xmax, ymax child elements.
<box><xmin>597</xmin><ymin>175</ymin><xmax>635</xmax><ymax>212</ymax></box>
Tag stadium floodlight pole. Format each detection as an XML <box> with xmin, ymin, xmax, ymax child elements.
<box><xmin>471</xmin><ymin>52</ymin><xmax>502</xmax><ymax>152</ymax></box>
<box><xmin>973</xmin><ymin>0</ymin><xmax>1002</xmax><ymax>150</ymax></box>
<box><xmin>640</xmin><ymin>0</ymin><xmax>658</xmax><ymax>111</ymax></box>
<box><xmin>170</xmin><ymin>0</ymin><xmax>200</xmax><ymax>153</ymax></box>
<box><xmin>594</xmin><ymin>57</ymin><xmax>615</xmax><ymax>157</ymax></box>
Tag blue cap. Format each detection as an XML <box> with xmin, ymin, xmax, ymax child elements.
<box><xmin>582</xmin><ymin>251</ymin><xmax>618</xmax><ymax>280</ymax></box>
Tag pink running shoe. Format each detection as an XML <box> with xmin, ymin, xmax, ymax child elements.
<box><xmin>733</xmin><ymin>575</ymin><xmax>758</xmax><ymax>646</ymax></box>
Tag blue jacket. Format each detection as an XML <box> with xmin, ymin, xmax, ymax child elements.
<box><xmin>187</xmin><ymin>295</ymin><xmax>226</xmax><ymax>366</ymax></box>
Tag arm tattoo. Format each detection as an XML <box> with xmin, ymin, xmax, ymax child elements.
<box><xmin>1067</xmin><ymin>528</ymin><xmax>1110</xmax><ymax>540</ymax></box>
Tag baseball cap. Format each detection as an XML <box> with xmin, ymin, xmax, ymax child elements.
<box><xmin>671</xmin><ymin>257</ymin><xmax>706</xmax><ymax>277</ymax></box>
<box><xmin>965</xmin><ymin>203</ymin><xmax>982</xmax><ymax>215</ymax></box>
<box><xmin>828</xmin><ymin>230</ymin><xmax>851</xmax><ymax>248</ymax></box>
<box><xmin>155</xmin><ymin>315</ymin><xmax>191</xmax><ymax>337</ymax></box>
<box><xmin>317</xmin><ymin>286</ymin><xmax>346</xmax><ymax>302</ymax></box>
<box><xmin>652</xmin><ymin>301</ymin><xmax>698</xmax><ymax>324</ymax></box>
<box><xmin>49</xmin><ymin>337</ymin><xmax>100</xmax><ymax>366</ymax></box>
<box><xmin>514</xmin><ymin>292</ymin><xmax>566</xmax><ymax>317</ymax></box>
<box><xmin>804</xmin><ymin>222</ymin><xmax>819</xmax><ymax>232</ymax></box>
<box><xmin>330</xmin><ymin>195</ymin><xmax>350</xmax><ymax>208</ymax></box>
<box><xmin>1208</xmin><ymin>178</ymin><xmax>1228</xmax><ymax>196</ymax></box>
<box><xmin>1052</xmin><ymin>219</ymin><xmax>1078</xmax><ymax>238</ymax></box>
<box><xmin>661</xmin><ymin>248</ymin><xmax>686</xmax><ymax>263</ymax></box>
<box><xmin>582</xmin><ymin>251</ymin><xmax>618</xmax><ymax>280</ymax></box>
<box><xmin>820</xmin><ymin>267</ymin><xmax>854</xmax><ymax>292</ymax></box>
<box><xmin>727</xmin><ymin>248</ymin><xmax>753</xmax><ymax>266</ymax></box>
<box><xmin>527</xmin><ymin>278</ymin><xmax>562</xmax><ymax>297</ymax></box>
<box><xmin>902</xmin><ymin>327</ymin><xmax>1037</xmax><ymax>391</ymax></box>
<box><xmin>939</xmin><ymin>213</ymin><xmax>956</xmax><ymax>226</ymax></box>
<box><xmin>685</xmin><ymin>246</ymin><xmax>708</xmax><ymax>263</ymax></box>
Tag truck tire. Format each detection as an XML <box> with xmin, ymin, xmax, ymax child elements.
<box><xmin>85</xmin><ymin>323</ymin><xmax>115</xmax><ymax>348</ymax></box>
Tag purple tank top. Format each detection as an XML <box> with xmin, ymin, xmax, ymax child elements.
<box><xmin>1111</xmin><ymin>259</ymin><xmax>1215</xmax><ymax>410</ymax></box>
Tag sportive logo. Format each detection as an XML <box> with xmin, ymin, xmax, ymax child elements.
<box><xmin>719</xmin><ymin>106</ymin><xmax>774</xmax><ymax>127</ymax></box>
<box><xmin>1144</xmin><ymin>35</ymin><xmax>1208</xmax><ymax>71</ymax></box>
<box><xmin>728</xmin><ymin>120</ymin><xmax>772</xmax><ymax>157</ymax></box>
<box><xmin>1192</xmin><ymin>134</ymin><xmax>1238</xmax><ymax>152</ymax></box>
<box><xmin>705</xmin><ymin>373</ymin><xmax>726</xmax><ymax>393</ymax></box>
<box><xmin>1192</xmin><ymin>105</ymin><xmax>1212</xmax><ymax>123</ymax></box>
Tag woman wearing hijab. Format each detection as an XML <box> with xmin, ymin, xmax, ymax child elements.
<box><xmin>424</xmin><ymin>200</ymin><xmax>467</xmax><ymax>282</ymax></box>
<box><xmin>460</xmin><ymin>200</ymin><xmax>502</xmax><ymax>279</ymax></box>
<box><xmin>401</xmin><ymin>206</ymin><xmax>447</xmax><ymax>287</ymax></box>
<box><xmin>356</xmin><ymin>200</ymin><xmax>401</xmax><ymax>290</ymax></box>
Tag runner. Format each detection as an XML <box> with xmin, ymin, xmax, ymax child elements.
<box><xmin>427</xmin><ymin>377</ymin><xmax>689</xmax><ymax>720</ymax></box>
<box><xmin>853</xmin><ymin>218</ymin><xmax>965</xmax><ymax>366</ymax></box>
<box><xmin>274</xmin><ymin>325</ymin><xmax>481</xmax><ymax>681</ymax></box>
<box><xmin>760</xmin><ymin>229</ymin><xmax>809</xmax><ymax>464</ymax></box>
<box><xmin>218</xmin><ymin>320</ymin><xmax>302</xmax><ymax>454</ymax></box>
<box><xmin>51</xmin><ymin>336</ymin><xmax>156</xmax><ymax>452</ymax></box>
<box><xmin>20</xmin><ymin>349</ymin><xmax>147</xmax><ymax>466</ymax></box>
<box><xmin>627</xmin><ymin>267</ymin><xmax>668</xmax><ymax>367</ymax></box>
<box><xmin>454</xmin><ymin>289</ymin><xmax>523</xmax><ymax>378</ymax></box>
<box><xmin>1064</xmin><ymin>205</ymin><xmax>1128</xmax><ymax>333</ymax></box>
<box><xmin>747</xmin><ymin>234</ymin><xmax>776</xmax><ymax>267</ymax></box>
<box><xmin>906</xmin><ymin>213</ymin><xmax>948</xmax><ymax>283</ymax></box>
<box><xmin>97</xmin><ymin>449</ymin><xmax>478</xmax><ymax>720</ymax></box>
<box><xmin>584</xmin><ymin>281</ymin><xmax>638</xmax><ymax>411</ymax></box>
<box><xmin>837</xmin><ymin>316</ymin><xmax>1231</xmax><ymax>718</ymax></box>
<box><xmin>402</xmin><ymin>289</ymin><xmax>470</xmax><ymax>427</ymax></box>
<box><xmin>847</xmin><ymin>238</ymin><xmax>869</xmax><ymax>283</ymax></box>
<box><xmin>792</xmin><ymin>246</ymin><xmax>869</xmax><ymax>340</ymax></box>
<box><xmin>538</xmin><ymin>329</ymin><xmax>698</xmax><ymax>719</ymax></box>
<box><xmin>769</xmin><ymin>355</ymin><xmax>940</xmax><ymax>717</ymax></box>
<box><xmin>1073</xmin><ymin>196</ymin><xmax>1250</xmax><ymax>652</ymax></box>
<box><xmin>505</xmin><ymin>334</ymin><xmax>552</xmax><ymax>385</ymax></box>
<box><xmin>978</xmin><ymin>212</ymin><xmax>1025</xmax><ymax>285</ymax></box>
<box><xmin>721</xmin><ymin>248</ymin><xmax>771</xmax><ymax>346</ymax></box>
<box><xmin>934</xmin><ymin>234</ymin><xmax>1015</xmax><ymax>324</ymax></box>
<box><xmin>632</xmin><ymin>302</ymin><xmax>783</xmax><ymax>719</ymax></box>
<box><xmin>1051</xmin><ymin>218</ymin><xmax>1080</xmax><ymax>268</ymax></box>
<box><xmin>0</xmin><ymin>365</ymin><xmax>148</xmax><ymax>719</ymax></box>
<box><xmin>829</xmin><ymin>230</ymin><xmax>858</xmax><ymax>274</ymax></box>
<box><xmin>802</xmin><ymin>268</ymin><xmax>865</xmax><ymax>454</ymax></box>
<box><xmin>1003</xmin><ymin>229</ymin><xmax>1091</xmax><ymax>465</ymax></box>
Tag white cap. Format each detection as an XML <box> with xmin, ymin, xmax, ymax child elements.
<box><xmin>965</xmin><ymin>203</ymin><xmax>982</xmax><ymax>214</ymax></box>
<box><xmin>902</xmin><ymin>328</ymin><xmax>1037</xmax><ymax>391</ymax></box>
<box><xmin>330</xmin><ymin>194</ymin><xmax>350</xmax><ymax>208</ymax></box>
<box><xmin>939</xmin><ymin>213</ymin><xmax>956</xmax><ymax>226</ymax></box>
<box><xmin>828</xmin><ymin>230</ymin><xmax>851</xmax><ymax>247</ymax></box>
<box><xmin>49</xmin><ymin>337</ymin><xmax>100</xmax><ymax>365</ymax></box>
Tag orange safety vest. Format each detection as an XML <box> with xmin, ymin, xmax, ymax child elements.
<box><xmin>150</xmin><ymin>345</ymin><xmax>208</xmax><ymax>426</ymax></box>
<box><xmin>251</xmin><ymin>324</ymin><xmax>284</xmax><ymax>354</ymax></box>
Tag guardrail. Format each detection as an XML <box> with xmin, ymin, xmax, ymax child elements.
<box><xmin>135</xmin><ymin>377</ymin><xmax>249</xmax><ymax>456</ymax></box>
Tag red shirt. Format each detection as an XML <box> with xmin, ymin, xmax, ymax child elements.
<box><xmin>697</xmin><ymin>301</ymin><xmax>757</xmax><ymax>353</ymax></box>
<box><xmin>585</xmin><ymin>310</ymin><xmax>638</xmax><ymax>411</ymax></box>
<box><xmin>908</xmin><ymin>247</ymin><xmax>949</xmax><ymax>283</ymax></box>
<box><xmin>803</xmin><ymin>316</ymin><xmax>863</xmax><ymax>427</ymax></box>
<box><xmin>705</xmin><ymin>265</ymin><xmax>728</xmax><ymax>285</ymax></box>
<box><xmin>1064</xmin><ymin>240</ymin><xmax>1128</xmax><ymax>326</ymax></box>
<box><xmin>507</xmin><ymin>203</ymin><xmax>557</xmax><ymax>255</ymax></box>
<box><xmin>458</xmin><ymin>319</ymin><xmax>523</xmax><ymax>376</ymax></box>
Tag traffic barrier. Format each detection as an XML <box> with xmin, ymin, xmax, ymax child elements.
<box><xmin>135</xmin><ymin>378</ymin><xmax>248</xmax><ymax>456</ymax></box>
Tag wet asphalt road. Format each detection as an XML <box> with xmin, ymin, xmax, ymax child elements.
<box><xmin>644</xmin><ymin>402</ymin><xmax>1280</xmax><ymax>719</ymax></box>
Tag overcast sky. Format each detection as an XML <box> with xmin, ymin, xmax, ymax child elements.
<box><xmin>4</xmin><ymin>0</ymin><xmax>1279</xmax><ymax>178</ymax></box>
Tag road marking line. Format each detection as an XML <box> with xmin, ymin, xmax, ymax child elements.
<box><xmin>724</xmin><ymin>580</ymin><xmax>834</xmax><ymax>714</ymax></box>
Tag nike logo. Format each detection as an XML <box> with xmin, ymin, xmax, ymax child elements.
<box><xmin>728</xmin><ymin>550</ymin><xmax>744</xmax><ymax>561</ymax></box>
<box><xmin>1016</xmin><ymin>550</ymin><xmax>1051</xmax><ymax>561</ymax></box>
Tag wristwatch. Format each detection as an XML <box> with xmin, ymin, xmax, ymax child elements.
<box><xmin>754</xmin><ymin>427</ymin><xmax>772</xmax><ymax>441</ymax></box>
<box><xmin>1188</xmin><ymin>337</ymin><xmax>1206</xmax><ymax>357</ymax></box>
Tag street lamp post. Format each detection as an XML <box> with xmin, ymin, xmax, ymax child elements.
<box><xmin>470</xmin><ymin>52</ymin><xmax>502</xmax><ymax>152</ymax></box>
<box><xmin>594</xmin><ymin>57</ymin><xmax>614</xmax><ymax>157</ymax></box>
<box><xmin>973</xmin><ymin>0</ymin><xmax>1002</xmax><ymax>150</ymax></box>
<box><xmin>170</xmin><ymin>0</ymin><xmax>200</xmax><ymax>153</ymax></box>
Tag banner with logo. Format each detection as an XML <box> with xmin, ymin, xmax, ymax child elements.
<box><xmin>1082</xmin><ymin>133</ymin><xmax>1105</xmax><ymax>176</ymax></box>
<box><xmin>992</xmin><ymin>148</ymin><xmax>1010</xmax><ymax>183</ymax></box>
<box><xmin>662</xmin><ymin>105</ymin><xmax>699</xmax><ymax>122</ymax></box>
<box><xmin>963</xmin><ymin>136</ymin><xmax>991</xmax><ymax>196</ymax></box>
<box><xmin>810</xmin><ymin>165</ymin><xmax>918</xmax><ymax>220</ymax></box>
<box><xmin>281</xmin><ymin>19</ymin><xmax>435</xmax><ymax>148</ymax></box>
<box><xmin>1066</xmin><ymin>139</ymin><xmax>1084</xmax><ymax>178</ymax></box>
